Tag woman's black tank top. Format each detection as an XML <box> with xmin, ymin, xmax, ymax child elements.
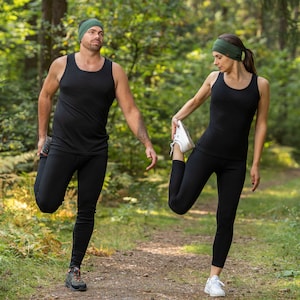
<box><xmin>52</xmin><ymin>53</ymin><xmax>115</xmax><ymax>154</ymax></box>
<box><xmin>197</xmin><ymin>72</ymin><xmax>260</xmax><ymax>160</ymax></box>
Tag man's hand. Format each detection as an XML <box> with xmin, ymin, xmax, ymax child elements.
<box><xmin>145</xmin><ymin>147</ymin><xmax>158</xmax><ymax>171</ymax></box>
<box><xmin>37</xmin><ymin>137</ymin><xmax>47</xmax><ymax>156</ymax></box>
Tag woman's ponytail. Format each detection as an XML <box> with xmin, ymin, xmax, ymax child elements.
<box><xmin>218</xmin><ymin>34</ymin><xmax>257</xmax><ymax>74</ymax></box>
<box><xmin>243</xmin><ymin>48</ymin><xmax>256</xmax><ymax>74</ymax></box>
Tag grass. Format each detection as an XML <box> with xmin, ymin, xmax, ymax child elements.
<box><xmin>0</xmin><ymin>170</ymin><xmax>178</xmax><ymax>299</ymax></box>
<box><xmin>0</xmin><ymin>147</ymin><xmax>299</xmax><ymax>299</ymax></box>
<box><xmin>182</xmin><ymin>169</ymin><xmax>300</xmax><ymax>299</ymax></box>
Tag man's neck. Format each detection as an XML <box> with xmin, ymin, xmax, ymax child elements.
<box><xmin>75</xmin><ymin>50</ymin><xmax>104</xmax><ymax>72</ymax></box>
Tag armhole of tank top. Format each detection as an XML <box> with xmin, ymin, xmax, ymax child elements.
<box><xmin>105</xmin><ymin>58</ymin><xmax>112</xmax><ymax>69</ymax></box>
<box><xmin>211</xmin><ymin>72</ymin><xmax>222</xmax><ymax>89</ymax></box>
<box><xmin>59</xmin><ymin>54</ymin><xmax>72</xmax><ymax>83</ymax></box>
<box><xmin>108</xmin><ymin>59</ymin><xmax>116</xmax><ymax>87</ymax></box>
<box><xmin>254</xmin><ymin>74</ymin><xmax>261</xmax><ymax>103</ymax></box>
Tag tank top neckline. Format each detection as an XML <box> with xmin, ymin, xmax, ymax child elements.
<box><xmin>221</xmin><ymin>72</ymin><xmax>255</xmax><ymax>91</ymax></box>
<box><xmin>71</xmin><ymin>53</ymin><xmax>106</xmax><ymax>73</ymax></box>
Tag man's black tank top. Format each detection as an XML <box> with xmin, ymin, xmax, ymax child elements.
<box><xmin>197</xmin><ymin>72</ymin><xmax>260</xmax><ymax>160</ymax></box>
<box><xmin>52</xmin><ymin>54</ymin><xmax>115</xmax><ymax>155</ymax></box>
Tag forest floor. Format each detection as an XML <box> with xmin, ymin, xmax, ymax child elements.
<box><xmin>30</xmin><ymin>168</ymin><xmax>300</xmax><ymax>300</ymax></box>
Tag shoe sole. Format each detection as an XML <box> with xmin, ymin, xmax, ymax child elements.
<box><xmin>65</xmin><ymin>282</ymin><xmax>87</xmax><ymax>292</ymax></box>
<box><xmin>177</xmin><ymin>121</ymin><xmax>195</xmax><ymax>152</ymax></box>
<box><xmin>204</xmin><ymin>288</ymin><xmax>225</xmax><ymax>297</ymax></box>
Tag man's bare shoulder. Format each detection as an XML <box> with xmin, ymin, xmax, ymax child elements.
<box><xmin>112</xmin><ymin>61</ymin><xmax>128</xmax><ymax>81</ymax></box>
<box><xmin>48</xmin><ymin>55</ymin><xmax>68</xmax><ymax>81</ymax></box>
<box><xmin>111</xmin><ymin>61</ymin><xmax>123</xmax><ymax>72</ymax></box>
<box><xmin>51</xmin><ymin>55</ymin><xmax>68</xmax><ymax>69</ymax></box>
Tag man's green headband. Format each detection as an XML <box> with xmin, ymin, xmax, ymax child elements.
<box><xmin>212</xmin><ymin>38</ymin><xmax>242</xmax><ymax>61</ymax></box>
<box><xmin>78</xmin><ymin>18</ymin><xmax>104</xmax><ymax>42</ymax></box>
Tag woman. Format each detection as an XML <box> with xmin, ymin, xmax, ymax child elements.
<box><xmin>169</xmin><ymin>33</ymin><xmax>270</xmax><ymax>297</ymax></box>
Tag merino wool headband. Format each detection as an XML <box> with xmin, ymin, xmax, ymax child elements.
<box><xmin>212</xmin><ymin>38</ymin><xmax>242</xmax><ymax>61</ymax></box>
<box><xmin>78</xmin><ymin>18</ymin><xmax>104</xmax><ymax>42</ymax></box>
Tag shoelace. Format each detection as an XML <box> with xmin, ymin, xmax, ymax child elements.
<box><xmin>169</xmin><ymin>131</ymin><xmax>181</xmax><ymax>156</ymax></box>
<box><xmin>71</xmin><ymin>268</ymin><xmax>83</xmax><ymax>282</ymax></box>
<box><xmin>213</xmin><ymin>278</ymin><xmax>225</xmax><ymax>287</ymax></box>
<box><xmin>218</xmin><ymin>280</ymin><xmax>225</xmax><ymax>287</ymax></box>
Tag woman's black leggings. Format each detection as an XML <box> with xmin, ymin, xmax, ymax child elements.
<box><xmin>34</xmin><ymin>148</ymin><xmax>107</xmax><ymax>268</ymax></box>
<box><xmin>169</xmin><ymin>149</ymin><xmax>246</xmax><ymax>268</ymax></box>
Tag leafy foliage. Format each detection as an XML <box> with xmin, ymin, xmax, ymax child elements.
<box><xmin>0</xmin><ymin>0</ymin><xmax>299</xmax><ymax>170</ymax></box>
<box><xmin>0</xmin><ymin>151</ymin><xmax>299</xmax><ymax>299</ymax></box>
<box><xmin>0</xmin><ymin>4</ymin><xmax>299</xmax><ymax>298</ymax></box>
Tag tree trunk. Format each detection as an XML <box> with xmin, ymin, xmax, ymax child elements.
<box><xmin>39</xmin><ymin>0</ymin><xmax>67</xmax><ymax>87</ymax></box>
<box><xmin>278</xmin><ymin>0</ymin><xmax>288</xmax><ymax>50</ymax></box>
<box><xmin>24</xmin><ymin>1</ymin><xmax>39</xmax><ymax>81</ymax></box>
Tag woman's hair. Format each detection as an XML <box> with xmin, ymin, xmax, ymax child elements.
<box><xmin>218</xmin><ymin>33</ymin><xmax>257</xmax><ymax>74</ymax></box>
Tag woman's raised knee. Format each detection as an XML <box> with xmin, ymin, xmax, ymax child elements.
<box><xmin>168</xmin><ymin>200</ymin><xmax>189</xmax><ymax>215</ymax></box>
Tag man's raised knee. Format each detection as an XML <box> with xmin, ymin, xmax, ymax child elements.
<box><xmin>36</xmin><ymin>198</ymin><xmax>59</xmax><ymax>213</ymax></box>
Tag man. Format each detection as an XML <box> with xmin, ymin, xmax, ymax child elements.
<box><xmin>34</xmin><ymin>18</ymin><xmax>157</xmax><ymax>291</ymax></box>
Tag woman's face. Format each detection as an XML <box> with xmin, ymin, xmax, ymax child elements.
<box><xmin>212</xmin><ymin>51</ymin><xmax>233</xmax><ymax>72</ymax></box>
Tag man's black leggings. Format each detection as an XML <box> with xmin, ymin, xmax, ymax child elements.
<box><xmin>34</xmin><ymin>148</ymin><xmax>108</xmax><ymax>268</ymax></box>
<box><xmin>169</xmin><ymin>149</ymin><xmax>246</xmax><ymax>268</ymax></box>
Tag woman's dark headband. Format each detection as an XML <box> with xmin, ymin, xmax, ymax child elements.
<box><xmin>212</xmin><ymin>38</ymin><xmax>242</xmax><ymax>61</ymax></box>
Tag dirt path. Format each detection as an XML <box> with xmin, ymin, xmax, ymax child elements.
<box><xmin>31</xmin><ymin>226</ymin><xmax>240</xmax><ymax>300</ymax></box>
<box><xmin>31</xmin><ymin>168</ymin><xmax>300</xmax><ymax>300</ymax></box>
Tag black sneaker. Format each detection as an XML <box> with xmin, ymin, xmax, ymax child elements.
<box><xmin>65</xmin><ymin>267</ymin><xmax>87</xmax><ymax>291</ymax></box>
<box><xmin>41</xmin><ymin>136</ymin><xmax>52</xmax><ymax>156</ymax></box>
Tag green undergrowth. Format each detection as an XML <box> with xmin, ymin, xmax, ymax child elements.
<box><xmin>183</xmin><ymin>170</ymin><xmax>300</xmax><ymax>299</ymax></box>
<box><xmin>0</xmin><ymin>145</ymin><xmax>299</xmax><ymax>299</ymax></box>
<box><xmin>0</xmin><ymin>168</ymin><xmax>176</xmax><ymax>299</ymax></box>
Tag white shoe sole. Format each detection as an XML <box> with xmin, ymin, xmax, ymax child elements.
<box><xmin>174</xmin><ymin>120</ymin><xmax>195</xmax><ymax>153</ymax></box>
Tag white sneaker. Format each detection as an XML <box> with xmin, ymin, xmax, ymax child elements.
<box><xmin>204</xmin><ymin>275</ymin><xmax>225</xmax><ymax>297</ymax></box>
<box><xmin>170</xmin><ymin>120</ymin><xmax>195</xmax><ymax>156</ymax></box>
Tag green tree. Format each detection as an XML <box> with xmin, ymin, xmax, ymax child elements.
<box><xmin>39</xmin><ymin>0</ymin><xmax>67</xmax><ymax>86</ymax></box>
<box><xmin>262</xmin><ymin>0</ymin><xmax>299</xmax><ymax>58</ymax></box>
<box><xmin>0</xmin><ymin>0</ymin><xmax>299</xmax><ymax>167</ymax></box>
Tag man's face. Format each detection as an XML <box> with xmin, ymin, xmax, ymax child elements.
<box><xmin>81</xmin><ymin>26</ymin><xmax>104</xmax><ymax>51</ymax></box>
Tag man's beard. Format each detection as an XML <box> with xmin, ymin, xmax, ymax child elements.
<box><xmin>89</xmin><ymin>43</ymin><xmax>102</xmax><ymax>51</ymax></box>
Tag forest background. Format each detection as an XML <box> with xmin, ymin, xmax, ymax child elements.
<box><xmin>0</xmin><ymin>0</ymin><xmax>299</xmax><ymax>298</ymax></box>
<box><xmin>0</xmin><ymin>0</ymin><xmax>299</xmax><ymax>168</ymax></box>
